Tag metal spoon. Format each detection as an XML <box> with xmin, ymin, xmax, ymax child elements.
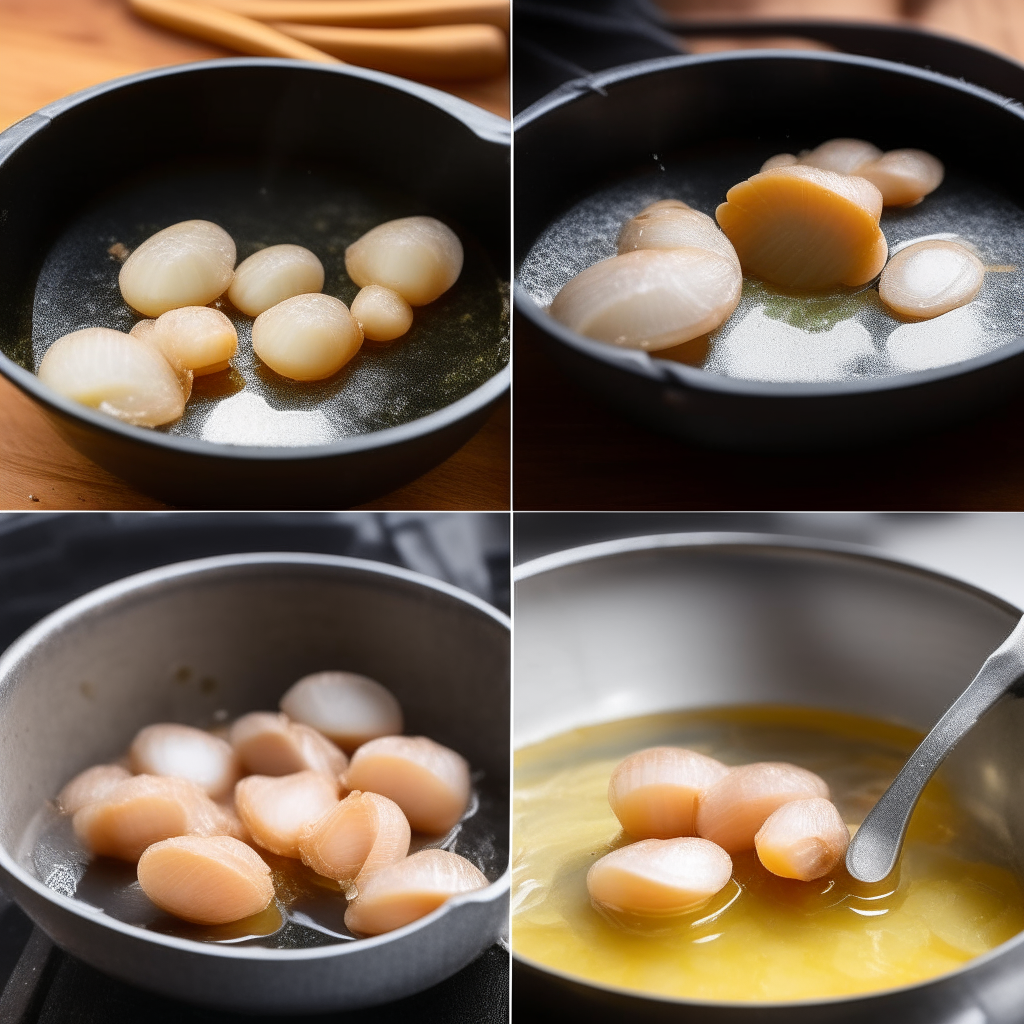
<box><xmin>846</xmin><ymin>613</ymin><xmax>1024</xmax><ymax>884</ymax></box>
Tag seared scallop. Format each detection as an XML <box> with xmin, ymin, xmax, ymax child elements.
<box><xmin>549</xmin><ymin>248</ymin><xmax>742</xmax><ymax>351</ymax></box>
<box><xmin>755</xmin><ymin>797</ymin><xmax>850</xmax><ymax>881</ymax></box>
<box><xmin>695</xmin><ymin>762</ymin><xmax>829</xmax><ymax>853</ymax></box>
<box><xmin>608</xmin><ymin>747</ymin><xmax>730</xmax><ymax>839</ymax></box>
<box><xmin>350</xmin><ymin>285</ymin><xmax>414</xmax><ymax>342</ymax></box>
<box><xmin>251</xmin><ymin>293</ymin><xmax>363</xmax><ymax>381</ymax></box>
<box><xmin>345</xmin><ymin>216</ymin><xmax>463</xmax><ymax>306</ymax></box>
<box><xmin>129</xmin><ymin>723</ymin><xmax>242</xmax><ymax>801</ymax></box>
<box><xmin>299</xmin><ymin>790</ymin><xmax>411</xmax><ymax>886</ymax></box>
<box><xmin>586</xmin><ymin>837</ymin><xmax>732</xmax><ymax>917</ymax></box>
<box><xmin>227</xmin><ymin>244</ymin><xmax>325</xmax><ymax>317</ymax></box>
<box><xmin>37</xmin><ymin>328</ymin><xmax>187</xmax><ymax>427</ymax></box>
<box><xmin>229</xmin><ymin>711</ymin><xmax>347</xmax><ymax>778</ymax></box>
<box><xmin>344</xmin><ymin>735</ymin><xmax>470</xmax><ymax>834</ymax></box>
<box><xmin>119</xmin><ymin>220</ymin><xmax>236</xmax><ymax>317</ymax></box>
<box><xmin>234</xmin><ymin>770</ymin><xmax>340</xmax><ymax>858</ymax></box>
<box><xmin>138</xmin><ymin>835</ymin><xmax>274</xmax><ymax>925</ymax></box>
<box><xmin>57</xmin><ymin>764</ymin><xmax>132</xmax><ymax>815</ymax></box>
<box><xmin>878</xmin><ymin>239</ymin><xmax>984</xmax><ymax>320</ymax></box>
<box><xmin>72</xmin><ymin>775</ymin><xmax>236</xmax><ymax>861</ymax></box>
<box><xmin>344</xmin><ymin>848</ymin><xmax>488</xmax><ymax>936</ymax></box>
<box><xmin>279</xmin><ymin>671</ymin><xmax>403</xmax><ymax>753</ymax></box>
<box><xmin>716</xmin><ymin>165</ymin><xmax>887</xmax><ymax>289</ymax></box>
<box><xmin>140</xmin><ymin>306</ymin><xmax>238</xmax><ymax>376</ymax></box>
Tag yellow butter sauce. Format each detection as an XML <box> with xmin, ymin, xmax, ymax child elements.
<box><xmin>512</xmin><ymin>707</ymin><xmax>1024</xmax><ymax>1002</ymax></box>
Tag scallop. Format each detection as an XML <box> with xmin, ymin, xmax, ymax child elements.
<box><xmin>137</xmin><ymin>835</ymin><xmax>274</xmax><ymax>925</ymax></box>
<box><xmin>234</xmin><ymin>770</ymin><xmax>340</xmax><ymax>858</ymax></box>
<box><xmin>126</xmin><ymin>318</ymin><xmax>195</xmax><ymax>399</ymax></box>
<box><xmin>345</xmin><ymin>216</ymin><xmax>463</xmax><ymax>306</ymax></box>
<box><xmin>129</xmin><ymin>723</ymin><xmax>242</xmax><ymax>801</ymax></box>
<box><xmin>695</xmin><ymin>762</ymin><xmax>830</xmax><ymax>853</ymax></box>
<box><xmin>227</xmin><ymin>244</ymin><xmax>325</xmax><ymax>317</ymax></box>
<box><xmin>119</xmin><ymin>219</ymin><xmax>236</xmax><ymax>317</ymax></box>
<box><xmin>229</xmin><ymin>711</ymin><xmax>348</xmax><ymax>778</ymax></box>
<box><xmin>350</xmin><ymin>285</ymin><xmax>415</xmax><ymax>342</ymax></box>
<box><xmin>608</xmin><ymin>747</ymin><xmax>731</xmax><ymax>839</ymax></box>
<box><xmin>617</xmin><ymin>201</ymin><xmax>740</xmax><ymax>267</ymax></box>
<box><xmin>755</xmin><ymin>797</ymin><xmax>850</xmax><ymax>881</ymax></box>
<box><xmin>37</xmin><ymin>328</ymin><xmax>187</xmax><ymax>427</ymax></box>
<box><xmin>717</xmin><ymin>165</ymin><xmax>888</xmax><ymax>289</ymax></box>
<box><xmin>344</xmin><ymin>736</ymin><xmax>470</xmax><ymax>834</ymax></box>
<box><xmin>57</xmin><ymin>764</ymin><xmax>132</xmax><ymax>815</ymax></box>
<box><xmin>549</xmin><ymin>247</ymin><xmax>742</xmax><ymax>351</ymax></box>
<box><xmin>760</xmin><ymin>153</ymin><xmax>799</xmax><ymax>172</ymax></box>
<box><xmin>251</xmin><ymin>292</ymin><xmax>363</xmax><ymax>381</ymax></box>
<box><xmin>299</xmin><ymin>790</ymin><xmax>411</xmax><ymax>886</ymax></box>
<box><xmin>586</xmin><ymin>837</ymin><xmax>733</xmax><ymax>917</ymax></box>
<box><xmin>279</xmin><ymin>671</ymin><xmax>403</xmax><ymax>753</ymax></box>
<box><xmin>72</xmin><ymin>775</ymin><xmax>236</xmax><ymax>861</ymax></box>
<box><xmin>799</xmin><ymin>138</ymin><xmax>883</xmax><ymax>176</ymax></box>
<box><xmin>878</xmin><ymin>239</ymin><xmax>985</xmax><ymax>320</ymax></box>
<box><xmin>344</xmin><ymin>849</ymin><xmax>488</xmax><ymax>936</ymax></box>
<box><xmin>857</xmin><ymin>149</ymin><xmax>944</xmax><ymax>206</ymax></box>
<box><xmin>143</xmin><ymin>306</ymin><xmax>238</xmax><ymax>375</ymax></box>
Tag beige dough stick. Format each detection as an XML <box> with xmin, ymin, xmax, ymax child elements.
<box><xmin>272</xmin><ymin>23</ymin><xmax>507</xmax><ymax>80</ymax></box>
<box><xmin>695</xmin><ymin>762</ymin><xmax>829</xmax><ymax>853</ymax></box>
<box><xmin>344</xmin><ymin>849</ymin><xmax>489</xmax><ymax>936</ymax></box>
<box><xmin>201</xmin><ymin>0</ymin><xmax>510</xmax><ymax>31</ymax></box>
<box><xmin>608</xmin><ymin>747</ymin><xmax>730</xmax><ymax>839</ymax></box>
<box><xmin>128</xmin><ymin>0</ymin><xmax>342</xmax><ymax>62</ymax></box>
<box><xmin>138</xmin><ymin>836</ymin><xmax>274</xmax><ymax>925</ymax></box>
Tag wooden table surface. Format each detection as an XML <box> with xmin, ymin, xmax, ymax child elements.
<box><xmin>0</xmin><ymin>0</ymin><xmax>509</xmax><ymax>511</ymax></box>
<box><xmin>514</xmin><ymin>0</ymin><xmax>1024</xmax><ymax>511</ymax></box>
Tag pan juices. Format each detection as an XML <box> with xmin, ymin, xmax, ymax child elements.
<box><xmin>511</xmin><ymin>707</ymin><xmax>1024</xmax><ymax>1003</ymax></box>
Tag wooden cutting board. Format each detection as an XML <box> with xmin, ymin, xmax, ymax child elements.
<box><xmin>0</xmin><ymin>0</ymin><xmax>509</xmax><ymax>511</ymax></box>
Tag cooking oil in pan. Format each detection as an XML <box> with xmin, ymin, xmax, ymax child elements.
<box><xmin>518</xmin><ymin>150</ymin><xmax>1024</xmax><ymax>383</ymax></box>
<box><xmin>26</xmin><ymin>160</ymin><xmax>509</xmax><ymax>446</ymax></box>
<box><xmin>512</xmin><ymin>706</ymin><xmax>1024</xmax><ymax>1002</ymax></box>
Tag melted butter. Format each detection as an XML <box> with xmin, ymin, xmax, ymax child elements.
<box><xmin>512</xmin><ymin>707</ymin><xmax>1024</xmax><ymax>1003</ymax></box>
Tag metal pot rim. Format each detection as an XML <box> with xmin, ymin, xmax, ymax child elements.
<box><xmin>0</xmin><ymin>550</ymin><xmax>511</xmax><ymax>962</ymax></box>
<box><xmin>512</xmin><ymin>530</ymin><xmax>1024</xmax><ymax>1007</ymax></box>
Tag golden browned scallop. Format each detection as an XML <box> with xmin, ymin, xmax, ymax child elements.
<box><xmin>878</xmin><ymin>239</ymin><xmax>984</xmax><ymax>320</ymax></box>
<box><xmin>857</xmin><ymin>149</ymin><xmax>944</xmax><ymax>207</ymax></box>
<box><xmin>119</xmin><ymin>220</ymin><xmax>236</xmax><ymax>317</ymax></box>
<box><xmin>344</xmin><ymin>736</ymin><xmax>470</xmax><ymax>834</ymax></box>
<box><xmin>137</xmin><ymin>835</ymin><xmax>274</xmax><ymax>925</ymax></box>
<box><xmin>754</xmin><ymin>797</ymin><xmax>850</xmax><ymax>881</ymax></box>
<box><xmin>251</xmin><ymin>293</ymin><xmax>363</xmax><ymax>381</ymax></box>
<box><xmin>227</xmin><ymin>244</ymin><xmax>325</xmax><ymax>317</ymax></box>
<box><xmin>716</xmin><ymin>165</ymin><xmax>887</xmax><ymax>289</ymax></box>
<box><xmin>345</xmin><ymin>216</ymin><xmax>463</xmax><ymax>306</ymax></box>
<box><xmin>37</xmin><ymin>328</ymin><xmax>188</xmax><ymax>427</ymax></box>
<box><xmin>344</xmin><ymin>849</ymin><xmax>488</xmax><ymax>936</ymax></box>
<box><xmin>72</xmin><ymin>775</ymin><xmax>235</xmax><ymax>861</ymax></box>
<box><xmin>129</xmin><ymin>723</ymin><xmax>242</xmax><ymax>800</ymax></box>
<box><xmin>695</xmin><ymin>762</ymin><xmax>829</xmax><ymax>853</ymax></box>
<box><xmin>234</xmin><ymin>770</ymin><xmax>339</xmax><ymax>858</ymax></box>
<box><xmin>143</xmin><ymin>306</ymin><xmax>238</xmax><ymax>376</ymax></box>
<box><xmin>229</xmin><ymin>711</ymin><xmax>348</xmax><ymax>778</ymax></box>
<box><xmin>586</xmin><ymin>837</ymin><xmax>732</xmax><ymax>917</ymax></box>
<box><xmin>617</xmin><ymin>202</ymin><xmax>740</xmax><ymax>267</ymax></box>
<box><xmin>350</xmin><ymin>285</ymin><xmax>415</xmax><ymax>342</ymax></box>
<box><xmin>608</xmin><ymin>747</ymin><xmax>730</xmax><ymax>839</ymax></box>
<box><xmin>279</xmin><ymin>671</ymin><xmax>403</xmax><ymax>753</ymax></box>
<box><xmin>299</xmin><ymin>790</ymin><xmax>410</xmax><ymax>886</ymax></box>
<box><xmin>57</xmin><ymin>764</ymin><xmax>132</xmax><ymax>815</ymax></box>
<box><xmin>548</xmin><ymin>248</ymin><xmax>742</xmax><ymax>351</ymax></box>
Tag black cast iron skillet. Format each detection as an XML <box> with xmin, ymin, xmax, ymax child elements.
<box><xmin>0</xmin><ymin>59</ymin><xmax>510</xmax><ymax>508</ymax></box>
<box><xmin>514</xmin><ymin>40</ymin><xmax>1024</xmax><ymax>451</ymax></box>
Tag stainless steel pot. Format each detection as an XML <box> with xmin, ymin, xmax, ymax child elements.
<box><xmin>0</xmin><ymin>552</ymin><xmax>510</xmax><ymax>1013</ymax></box>
<box><xmin>513</xmin><ymin>534</ymin><xmax>1024</xmax><ymax>1023</ymax></box>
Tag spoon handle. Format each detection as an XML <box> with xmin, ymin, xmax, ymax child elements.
<box><xmin>846</xmin><ymin>613</ymin><xmax>1024</xmax><ymax>884</ymax></box>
